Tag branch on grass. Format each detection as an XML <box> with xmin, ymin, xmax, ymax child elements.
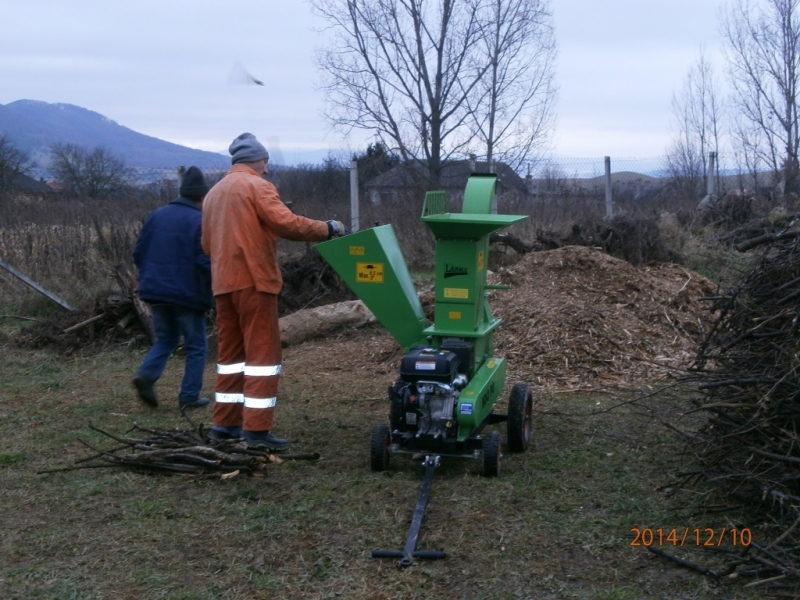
<box><xmin>646</xmin><ymin>545</ymin><xmax>734</xmax><ymax>578</ymax></box>
<box><xmin>735</xmin><ymin>229</ymin><xmax>800</xmax><ymax>252</ymax></box>
<box><xmin>40</xmin><ymin>425</ymin><xmax>320</xmax><ymax>478</ymax></box>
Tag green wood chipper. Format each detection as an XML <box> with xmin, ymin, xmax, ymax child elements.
<box><xmin>316</xmin><ymin>173</ymin><xmax>534</xmax><ymax>567</ymax></box>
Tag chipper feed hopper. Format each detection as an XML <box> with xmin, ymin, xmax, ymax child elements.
<box><xmin>316</xmin><ymin>173</ymin><xmax>533</xmax><ymax>566</ymax></box>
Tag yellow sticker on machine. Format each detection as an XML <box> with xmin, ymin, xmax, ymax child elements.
<box><xmin>349</xmin><ymin>246</ymin><xmax>365</xmax><ymax>256</ymax></box>
<box><xmin>356</xmin><ymin>262</ymin><xmax>384</xmax><ymax>283</ymax></box>
<box><xmin>449</xmin><ymin>311</ymin><xmax>462</xmax><ymax>320</ymax></box>
<box><xmin>444</xmin><ymin>288</ymin><xmax>469</xmax><ymax>299</ymax></box>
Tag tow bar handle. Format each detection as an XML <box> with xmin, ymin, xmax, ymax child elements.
<box><xmin>370</xmin><ymin>550</ymin><xmax>446</xmax><ymax>560</ymax></box>
<box><xmin>371</xmin><ymin>456</ymin><xmax>446</xmax><ymax>567</ymax></box>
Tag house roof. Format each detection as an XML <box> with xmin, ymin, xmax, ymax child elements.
<box><xmin>365</xmin><ymin>159</ymin><xmax>527</xmax><ymax>192</ymax></box>
<box><xmin>8</xmin><ymin>173</ymin><xmax>52</xmax><ymax>194</ymax></box>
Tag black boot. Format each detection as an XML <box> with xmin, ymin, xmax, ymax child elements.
<box><xmin>243</xmin><ymin>430</ymin><xmax>289</xmax><ymax>451</ymax></box>
<box><xmin>132</xmin><ymin>374</ymin><xmax>158</xmax><ymax>408</ymax></box>
<box><xmin>208</xmin><ymin>426</ymin><xmax>242</xmax><ymax>442</ymax></box>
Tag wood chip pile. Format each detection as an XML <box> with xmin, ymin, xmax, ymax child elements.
<box><xmin>491</xmin><ymin>245</ymin><xmax>718</xmax><ymax>391</ymax></box>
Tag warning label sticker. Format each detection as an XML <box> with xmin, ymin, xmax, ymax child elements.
<box><xmin>444</xmin><ymin>288</ymin><xmax>469</xmax><ymax>299</ymax></box>
<box><xmin>356</xmin><ymin>262</ymin><xmax>384</xmax><ymax>283</ymax></box>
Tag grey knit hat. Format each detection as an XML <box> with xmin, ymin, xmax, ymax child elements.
<box><xmin>229</xmin><ymin>132</ymin><xmax>269</xmax><ymax>165</ymax></box>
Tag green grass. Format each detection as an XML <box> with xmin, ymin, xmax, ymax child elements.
<box><xmin>0</xmin><ymin>331</ymin><xmax>763</xmax><ymax>600</ymax></box>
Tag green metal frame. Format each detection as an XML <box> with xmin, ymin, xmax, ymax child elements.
<box><xmin>316</xmin><ymin>225</ymin><xmax>428</xmax><ymax>351</ymax></box>
<box><xmin>317</xmin><ymin>174</ymin><xmax>528</xmax><ymax>441</ymax></box>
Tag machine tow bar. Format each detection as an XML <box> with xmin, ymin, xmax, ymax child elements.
<box><xmin>371</xmin><ymin>455</ymin><xmax>447</xmax><ymax>567</ymax></box>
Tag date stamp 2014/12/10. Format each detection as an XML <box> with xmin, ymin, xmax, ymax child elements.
<box><xmin>630</xmin><ymin>527</ymin><xmax>752</xmax><ymax>548</ymax></box>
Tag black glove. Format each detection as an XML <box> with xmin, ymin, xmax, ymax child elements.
<box><xmin>326</xmin><ymin>220</ymin><xmax>346</xmax><ymax>239</ymax></box>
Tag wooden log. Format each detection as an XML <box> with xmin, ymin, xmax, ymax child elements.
<box><xmin>735</xmin><ymin>229</ymin><xmax>800</xmax><ymax>252</ymax></box>
<box><xmin>113</xmin><ymin>265</ymin><xmax>155</xmax><ymax>343</ymax></box>
<box><xmin>116</xmin><ymin>311</ymin><xmax>136</xmax><ymax>330</ymax></box>
<box><xmin>279</xmin><ymin>299</ymin><xmax>377</xmax><ymax>347</ymax></box>
<box><xmin>63</xmin><ymin>312</ymin><xmax>106</xmax><ymax>333</ymax></box>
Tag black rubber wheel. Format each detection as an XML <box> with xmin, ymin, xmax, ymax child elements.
<box><xmin>482</xmin><ymin>430</ymin><xmax>502</xmax><ymax>477</ymax></box>
<box><xmin>507</xmin><ymin>382</ymin><xmax>533</xmax><ymax>453</ymax></box>
<box><xmin>370</xmin><ymin>424</ymin><xmax>391</xmax><ymax>472</ymax></box>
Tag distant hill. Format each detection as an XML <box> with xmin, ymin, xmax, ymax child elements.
<box><xmin>0</xmin><ymin>100</ymin><xmax>229</xmax><ymax>173</ymax></box>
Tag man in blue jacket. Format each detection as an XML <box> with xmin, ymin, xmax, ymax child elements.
<box><xmin>132</xmin><ymin>166</ymin><xmax>213</xmax><ymax>410</ymax></box>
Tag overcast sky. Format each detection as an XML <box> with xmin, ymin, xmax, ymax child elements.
<box><xmin>1</xmin><ymin>0</ymin><xmax>726</xmax><ymax>163</ymax></box>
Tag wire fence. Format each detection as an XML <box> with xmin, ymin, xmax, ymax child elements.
<box><xmin>25</xmin><ymin>153</ymin><xmax>769</xmax><ymax>224</ymax></box>
<box><xmin>122</xmin><ymin>157</ymin><xmax>675</xmax><ymax>187</ymax></box>
<box><xmin>123</xmin><ymin>154</ymin><xmax>749</xmax><ymax>189</ymax></box>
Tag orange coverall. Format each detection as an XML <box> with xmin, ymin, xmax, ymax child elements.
<box><xmin>201</xmin><ymin>164</ymin><xmax>329</xmax><ymax>432</ymax></box>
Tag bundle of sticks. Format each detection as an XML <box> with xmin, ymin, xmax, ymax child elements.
<box><xmin>658</xmin><ymin>229</ymin><xmax>800</xmax><ymax>592</ymax></box>
<box><xmin>39</xmin><ymin>422</ymin><xmax>319</xmax><ymax>478</ymax></box>
<box><xmin>692</xmin><ymin>231</ymin><xmax>800</xmax><ymax>507</ymax></box>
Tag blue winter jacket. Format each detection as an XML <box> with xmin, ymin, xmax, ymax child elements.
<box><xmin>133</xmin><ymin>197</ymin><xmax>213</xmax><ymax>312</ymax></box>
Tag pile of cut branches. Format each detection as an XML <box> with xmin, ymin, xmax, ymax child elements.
<box><xmin>664</xmin><ymin>228</ymin><xmax>800</xmax><ymax>591</ymax></box>
<box><xmin>39</xmin><ymin>423</ymin><xmax>319</xmax><ymax>479</ymax></box>
<box><xmin>12</xmin><ymin>264</ymin><xmax>156</xmax><ymax>354</ymax></box>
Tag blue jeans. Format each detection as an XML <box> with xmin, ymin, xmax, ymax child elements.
<box><xmin>136</xmin><ymin>304</ymin><xmax>208</xmax><ymax>404</ymax></box>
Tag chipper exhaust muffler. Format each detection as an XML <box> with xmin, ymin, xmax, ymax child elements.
<box><xmin>317</xmin><ymin>174</ymin><xmax>534</xmax><ymax>567</ymax></box>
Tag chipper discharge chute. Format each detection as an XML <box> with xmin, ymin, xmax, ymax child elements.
<box><xmin>316</xmin><ymin>173</ymin><xmax>534</xmax><ymax>567</ymax></box>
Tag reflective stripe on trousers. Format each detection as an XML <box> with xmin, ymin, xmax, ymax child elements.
<box><xmin>244</xmin><ymin>396</ymin><xmax>277</xmax><ymax>409</ymax></box>
<box><xmin>215</xmin><ymin>392</ymin><xmax>244</xmax><ymax>403</ymax></box>
<box><xmin>213</xmin><ymin>289</ymin><xmax>283</xmax><ymax>432</ymax></box>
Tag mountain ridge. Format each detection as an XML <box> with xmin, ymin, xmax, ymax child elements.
<box><xmin>0</xmin><ymin>100</ymin><xmax>230</xmax><ymax>172</ymax></box>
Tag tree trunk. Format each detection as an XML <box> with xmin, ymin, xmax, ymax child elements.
<box><xmin>279</xmin><ymin>300</ymin><xmax>377</xmax><ymax>347</ymax></box>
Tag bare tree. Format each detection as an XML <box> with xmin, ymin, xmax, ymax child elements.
<box><xmin>311</xmin><ymin>0</ymin><xmax>557</xmax><ymax>189</ymax></box>
<box><xmin>0</xmin><ymin>135</ymin><xmax>35</xmax><ymax>192</ymax></box>
<box><xmin>466</xmin><ymin>0</ymin><xmax>557</xmax><ymax>173</ymax></box>
<box><xmin>666</xmin><ymin>49</ymin><xmax>723</xmax><ymax>200</ymax></box>
<box><xmin>722</xmin><ymin>0</ymin><xmax>800</xmax><ymax>196</ymax></box>
<box><xmin>49</xmin><ymin>143</ymin><xmax>130</xmax><ymax>199</ymax></box>
<box><xmin>732</xmin><ymin>113</ymin><xmax>768</xmax><ymax>195</ymax></box>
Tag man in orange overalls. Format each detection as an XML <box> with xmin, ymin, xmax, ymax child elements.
<box><xmin>202</xmin><ymin>132</ymin><xmax>346</xmax><ymax>450</ymax></box>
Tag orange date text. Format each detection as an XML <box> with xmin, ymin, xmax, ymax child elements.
<box><xmin>629</xmin><ymin>527</ymin><xmax>752</xmax><ymax>547</ymax></box>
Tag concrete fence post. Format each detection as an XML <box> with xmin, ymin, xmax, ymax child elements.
<box><xmin>604</xmin><ymin>156</ymin><xmax>613</xmax><ymax>219</ymax></box>
<box><xmin>707</xmin><ymin>152</ymin><xmax>717</xmax><ymax>198</ymax></box>
<box><xmin>350</xmin><ymin>160</ymin><xmax>359</xmax><ymax>233</ymax></box>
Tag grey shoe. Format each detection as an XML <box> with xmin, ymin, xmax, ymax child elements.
<box><xmin>243</xmin><ymin>430</ymin><xmax>289</xmax><ymax>451</ymax></box>
<box><xmin>180</xmin><ymin>397</ymin><xmax>211</xmax><ymax>410</ymax></box>
<box><xmin>132</xmin><ymin>375</ymin><xmax>158</xmax><ymax>408</ymax></box>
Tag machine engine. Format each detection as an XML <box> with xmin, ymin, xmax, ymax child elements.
<box><xmin>389</xmin><ymin>345</ymin><xmax>470</xmax><ymax>440</ymax></box>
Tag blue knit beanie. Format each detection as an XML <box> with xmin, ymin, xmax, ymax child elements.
<box><xmin>229</xmin><ymin>132</ymin><xmax>269</xmax><ymax>164</ymax></box>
